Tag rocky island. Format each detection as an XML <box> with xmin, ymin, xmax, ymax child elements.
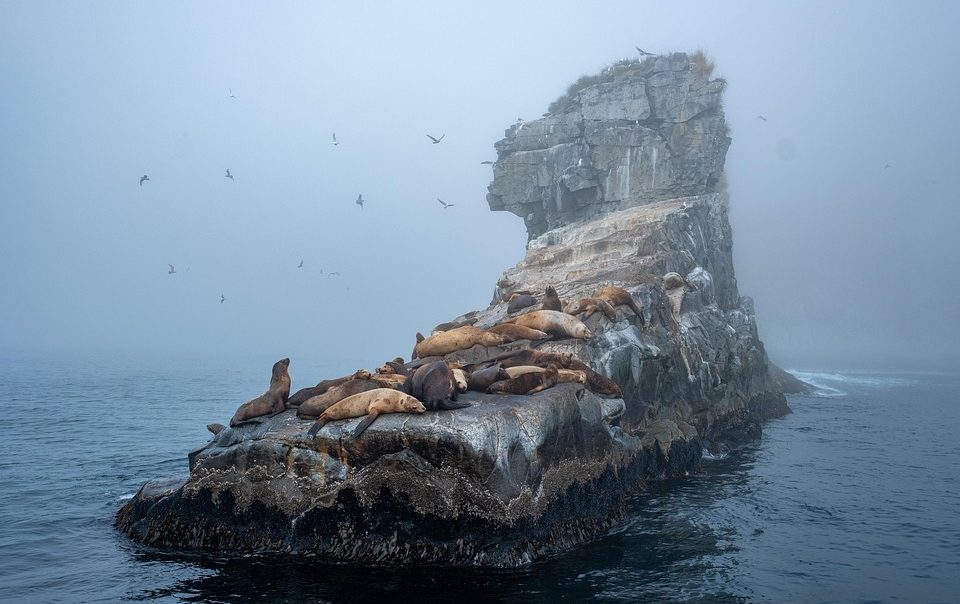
<box><xmin>117</xmin><ymin>52</ymin><xmax>796</xmax><ymax>566</ymax></box>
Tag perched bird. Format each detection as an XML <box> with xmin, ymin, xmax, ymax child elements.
<box><xmin>426</xmin><ymin>133</ymin><xmax>445</xmax><ymax>144</ymax></box>
<box><xmin>480</xmin><ymin>160</ymin><xmax>494</xmax><ymax>165</ymax></box>
<box><xmin>356</xmin><ymin>194</ymin><xmax>364</xmax><ymax>210</ymax></box>
<box><xmin>332</xmin><ymin>132</ymin><xmax>339</xmax><ymax>146</ymax></box>
<box><xmin>224</xmin><ymin>168</ymin><xmax>234</xmax><ymax>180</ymax></box>
<box><xmin>298</xmin><ymin>259</ymin><xmax>304</xmax><ymax>268</ymax></box>
<box><xmin>635</xmin><ymin>46</ymin><xmax>655</xmax><ymax>56</ymax></box>
<box><xmin>437</xmin><ymin>198</ymin><xmax>455</xmax><ymax>209</ymax></box>
<box><xmin>756</xmin><ymin>115</ymin><xmax>768</xmax><ymax>122</ymax></box>
<box><xmin>139</xmin><ymin>175</ymin><xmax>149</xmax><ymax>186</ymax></box>
<box><xmin>318</xmin><ymin>268</ymin><xmax>324</xmax><ymax>275</ymax></box>
<box><xmin>228</xmin><ymin>88</ymin><xmax>238</xmax><ymax>101</ymax></box>
<box><xmin>220</xmin><ymin>294</ymin><xmax>225</xmax><ymax>303</ymax></box>
<box><xmin>167</xmin><ymin>264</ymin><xmax>176</xmax><ymax>274</ymax></box>
<box><xmin>328</xmin><ymin>271</ymin><xmax>341</xmax><ymax>277</ymax></box>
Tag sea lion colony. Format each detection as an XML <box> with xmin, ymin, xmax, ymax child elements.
<box><xmin>216</xmin><ymin>281</ymin><xmax>663</xmax><ymax>438</ymax></box>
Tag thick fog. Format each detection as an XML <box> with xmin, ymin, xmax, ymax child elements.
<box><xmin>2</xmin><ymin>1</ymin><xmax>958</xmax><ymax>372</ymax></box>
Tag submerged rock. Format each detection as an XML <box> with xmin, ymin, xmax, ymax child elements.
<box><xmin>117</xmin><ymin>52</ymin><xmax>792</xmax><ymax>566</ymax></box>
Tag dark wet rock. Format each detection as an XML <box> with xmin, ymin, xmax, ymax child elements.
<box><xmin>117</xmin><ymin>52</ymin><xmax>800</xmax><ymax>567</ymax></box>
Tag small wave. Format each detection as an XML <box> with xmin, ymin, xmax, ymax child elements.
<box><xmin>788</xmin><ymin>370</ymin><xmax>914</xmax><ymax>395</ymax></box>
<box><xmin>701</xmin><ymin>448</ymin><xmax>728</xmax><ymax>461</ymax></box>
<box><xmin>117</xmin><ymin>493</ymin><xmax>135</xmax><ymax>502</ymax></box>
<box><xmin>787</xmin><ymin>371</ymin><xmax>846</xmax><ymax>397</ymax></box>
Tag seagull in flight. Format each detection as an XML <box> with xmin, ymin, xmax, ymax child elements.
<box><xmin>635</xmin><ymin>47</ymin><xmax>655</xmax><ymax>56</ymax></box>
<box><xmin>884</xmin><ymin>163</ymin><xmax>891</xmax><ymax>169</ymax></box>
<box><xmin>220</xmin><ymin>294</ymin><xmax>225</xmax><ymax>303</ymax></box>
<box><xmin>328</xmin><ymin>271</ymin><xmax>341</xmax><ymax>277</ymax></box>
<box><xmin>298</xmin><ymin>259</ymin><xmax>304</xmax><ymax>268</ymax></box>
<box><xmin>139</xmin><ymin>175</ymin><xmax>149</xmax><ymax>186</ymax></box>
<box><xmin>332</xmin><ymin>132</ymin><xmax>339</xmax><ymax>146</ymax></box>
<box><xmin>426</xmin><ymin>133</ymin><xmax>445</xmax><ymax>144</ymax></box>
<box><xmin>356</xmin><ymin>194</ymin><xmax>364</xmax><ymax>210</ymax></box>
<box><xmin>437</xmin><ymin>198</ymin><xmax>455</xmax><ymax>209</ymax></box>
<box><xmin>167</xmin><ymin>264</ymin><xmax>176</xmax><ymax>275</ymax></box>
<box><xmin>756</xmin><ymin>115</ymin><xmax>768</xmax><ymax>122</ymax></box>
<box><xmin>224</xmin><ymin>168</ymin><xmax>234</xmax><ymax>180</ymax></box>
<box><xmin>228</xmin><ymin>88</ymin><xmax>238</xmax><ymax>101</ymax></box>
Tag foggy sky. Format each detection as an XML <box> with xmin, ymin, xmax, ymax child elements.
<box><xmin>2</xmin><ymin>1</ymin><xmax>958</xmax><ymax>372</ymax></box>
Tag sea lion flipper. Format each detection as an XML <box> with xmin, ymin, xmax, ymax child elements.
<box><xmin>307</xmin><ymin>419</ymin><xmax>328</xmax><ymax>439</ymax></box>
<box><xmin>352</xmin><ymin>412</ymin><xmax>380</xmax><ymax>438</ymax></box>
<box><xmin>436</xmin><ymin>400</ymin><xmax>471</xmax><ymax>411</ymax></box>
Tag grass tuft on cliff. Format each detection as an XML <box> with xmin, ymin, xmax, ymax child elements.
<box><xmin>547</xmin><ymin>57</ymin><xmax>654</xmax><ymax>114</ymax></box>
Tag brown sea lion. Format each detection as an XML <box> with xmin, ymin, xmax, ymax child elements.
<box><xmin>376</xmin><ymin>358</ymin><xmax>409</xmax><ymax>376</ymax></box>
<box><xmin>466</xmin><ymin>363</ymin><xmax>508</xmax><ymax>392</ymax></box>
<box><xmin>507</xmin><ymin>293</ymin><xmax>537</xmax><ymax>313</ymax></box>
<box><xmin>506</xmin><ymin>310</ymin><xmax>592</xmax><ymax>339</ymax></box>
<box><xmin>504</xmin><ymin>366</ymin><xmax>586</xmax><ymax>384</ymax></box>
<box><xmin>487</xmin><ymin>349</ymin><xmax>622</xmax><ymax>397</ymax></box>
<box><xmin>595</xmin><ymin>286</ymin><xmax>645</xmax><ymax>325</ymax></box>
<box><xmin>206</xmin><ymin>423</ymin><xmax>226</xmax><ymax>435</ymax></box>
<box><xmin>230</xmin><ymin>358</ymin><xmax>291</xmax><ymax>426</ymax></box>
<box><xmin>541</xmin><ymin>286</ymin><xmax>562</xmax><ymax>311</ymax></box>
<box><xmin>487</xmin><ymin>323</ymin><xmax>550</xmax><ymax>342</ymax></box>
<box><xmin>406</xmin><ymin>360</ymin><xmax>471</xmax><ymax>411</ymax></box>
<box><xmin>566</xmin><ymin>297</ymin><xmax>617</xmax><ymax>321</ymax></box>
<box><xmin>296</xmin><ymin>379</ymin><xmax>380</xmax><ymax>419</ymax></box>
<box><xmin>372</xmin><ymin>373</ymin><xmax>407</xmax><ymax>389</ymax></box>
<box><xmin>488</xmin><ymin>368</ymin><xmax>559</xmax><ymax>395</ymax></box>
<box><xmin>412</xmin><ymin>326</ymin><xmax>505</xmax><ymax>359</ymax></box>
<box><xmin>662</xmin><ymin>272</ymin><xmax>688</xmax><ymax>290</ymax></box>
<box><xmin>451</xmin><ymin>368</ymin><xmax>469</xmax><ymax>393</ymax></box>
<box><xmin>306</xmin><ymin>388</ymin><xmax>426</xmax><ymax>438</ymax></box>
<box><xmin>287</xmin><ymin>369</ymin><xmax>371</xmax><ymax>408</ymax></box>
<box><xmin>432</xmin><ymin>317</ymin><xmax>478</xmax><ymax>335</ymax></box>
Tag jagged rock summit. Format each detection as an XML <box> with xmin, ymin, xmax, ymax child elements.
<box><xmin>116</xmin><ymin>52</ymin><xmax>792</xmax><ymax>567</ymax></box>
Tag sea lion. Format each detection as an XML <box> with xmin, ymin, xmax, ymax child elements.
<box><xmin>432</xmin><ymin>317</ymin><xmax>478</xmax><ymax>335</ymax></box>
<box><xmin>487</xmin><ymin>323</ymin><xmax>550</xmax><ymax>342</ymax></box>
<box><xmin>506</xmin><ymin>310</ymin><xmax>592</xmax><ymax>340</ymax></box>
<box><xmin>541</xmin><ymin>285</ymin><xmax>562</xmax><ymax>311</ymax></box>
<box><xmin>595</xmin><ymin>286</ymin><xmax>645</xmax><ymax>325</ymax></box>
<box><xmin>488</xmin><ymin>368</ymin><xmax>559</xmax><ymax>395</ymax></box>
<box><xmin>466</xmin><ymin>363</ymin><xmax>508</xmax><ymax>392</ymax></box>
<box><xmin>206</xmin><ymin>423</ymin><xmax>226</xmax><ymax>435</ymax></box>
<box><xmin>306</xmin><ymin>388</ymin><xmax>426</xmax><ymax>438</ymax></box>
<box><xmin>376</xmin><ymin>358</ymin><xmax>409</xmax><ymax>376</ymax></box>
<box><xmin>451</xmin><ymin>368</ymin><xmax>469</xmax><ymax>393</ymax></box>
<box><xmin>406</xmin><ymin>360</ymin><xmax>471</xmax><ymax>410</ymax></box>
<box><xmin>662</xmin><ymin>272</ymin><xmax>687</xmax><ymax>290</ymax></box>
<box><xmin>229</xmin><ymin>358</ymin><xmax>291</xmax><ymax>426</ymax></box>
<box><xmin>507</xmin><ymin>293</ymin><xmax>537</xmax><ymax>314</ymax></box>
<box><xmin>412</xmin><ymin>326</ymin><xmax>505</xmax><ymax>359</ymax></box>
<box><xmin>372</xmin><ymin>373</ymin><xmax>407</xmax><ymax>389</ymax></box>
<box><xmin>296</xmin><ymin>378</ymin><xmax>380</xmax><ymax>419</ymax></box>
<box><xmin>504</xmin><ymin>366</ymin><xmax>586</xmax><ymax>384</ymax></box>
<box><xmin>486</xmin><ymin>349</ymin><xmax>622</xmax><ymax>397</ymax></box>
<box><xmin>566</xmin><ymin>297</ymin><xmax>617</xmax><ymax>321</ymax></box>
<box><xmin>287</xmin><ymin>369</ymin><xmax>371</xmax><ymax>408</ymax></box>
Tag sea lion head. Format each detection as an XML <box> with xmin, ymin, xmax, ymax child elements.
<box><xmin>353</xmin><ymin>369</ymin><xmax>372</xmax><ymax>380</ymax></box>
<box><xmin>272</xmin><ymin>358</ymin><xmax>290</xmax><ymax>377</ymax></box>
<box><xmin>574</xmin><ymin>324</ymin><xmax>593</xmax><ymax>339</ymax></box>
<box><xmin>663</xmin><ymin>272</ymin><xmax>685</xmax><ymax>290</ymax></box>
<box><xmin>451</xmin><ymin>368</ymin><xmax>469</xmax><ymax>392</ymax></box>
<box><xmin>402</xmin><ymin>396</ymin><xmax>427</xmax><ymax>414</ymax></box>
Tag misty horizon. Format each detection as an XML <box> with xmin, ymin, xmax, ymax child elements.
<box><xmin>2</xmin><ymin>1</ymin><xmax>958</xmax><ymax>373</ymax></box>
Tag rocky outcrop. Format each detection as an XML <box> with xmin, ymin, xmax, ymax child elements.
<box><xmin>116</xmin><ymin>52</ymin><xmax>791</xmax><ymax>567</ymax></box>
<box><xmin>488</xmin><ymin>52</ymin><xmax>729</xmax><ymax>239</ymax></box>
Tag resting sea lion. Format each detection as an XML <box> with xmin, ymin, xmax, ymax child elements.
<box><xmin>466</xmin><ymin>363</ymin><xmax>508</xmax><ymax>391</ymax></box>
<box><xmin>306</xmin><ymin>388</ymin><xmax>426</xmax><ymax>438</ymax></box>
<box><xmin>451</xmin><ymin>368</ymin><xmax>469</xmax><ymax>393</ymax></box>
<box><xmin>541</xmin><ymin>286</ymin><xmax>562</xmax><ymax>311</ymax></box>
<box><xmin>287</xmin><ymin>369</ymin><xmax>371</xmax><ymax>408</ymax></box>
<box><xmin>566</xmin><ymin>297</ymin><xmax>617</xmax><ymax>321</ymax></box>
<box><xmin>372</xmin><ymin>373</ymin><xmax>407</xmax><ymax>389</ymax></box>
<box><xmin>507</xmin><ymin>310</ymin><xmax>592</xmax><ymax>339</ymax></box>
<box><xmin>487</xmin><ymin>323</ymin><xmax>550</xmax><ymax>342</ymax></box>
<box><xmin>412</xmin><ymin>326</ymin><xmax>504</xmax><ymax>359</ymax></box>
<box><xmin>487</xmin><ymin>349</ymin><xmax>622</xmax><ymax>397</ymax></box>
<box><xmin>507</xmin><ymin>293</ymin><xmax>537</xmax><ymax>313</ymax></box>
<box><xmin>432</xmin><ymin>317</ymin><xmax>478</xmax><ymax>335</ymax></box>
<box><xmin>206</xmin><ymin>423</ymin><xmax>226</xmax><ymax>435</ymax></box>
<box><xmin>297</xmin><ymin>379</ymin><xmax>380</xmax><ymax>419</ymax></box>
<box><xmin>230</xmin><ymin>358</ymin><xmax>291</xmax><ymax>426</ymax></box>
<box><xmin>663</xmin><ymin>272</ymin><xmax>688</xmax><ymax>290</ymax></box>
<box><xmin>595</xmin><ymin>286</ymin><xmax>645</xmax><ymax>325</ymax></box>
<box><xmin>376</xmin><ymin>358</ymin><xmax>409</xmax><ymax>376</ymax></box>
<box><xmin>488</xmin><ymin>369</ymin><xmax>559</xmax><ymax>395</ymax></box>
<box><xmin>504</xmin><ymin>366</ymin><xmax>586</xmax><ymax>384</ymax></box>
<box><xmin>407</xmin><ymin>360</ymin><xmax>471</xmax><ymax>411</ymax></box>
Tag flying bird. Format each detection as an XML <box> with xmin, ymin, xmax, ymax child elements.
<box><xmin>884</xmin><ymin>164</ymin><xmax>891</xmax><ymax>169</ymax></box>
<box><xmin>328</xmin><ymin>271</ymin><xmax>340</xmax><ymax>277</ymax></box>
<box><xmin>426</xmin><ymin>133</ymin><xmax>445</xmax><ymax>144</ymax></box>
<box><xmin>480</xmin><ymin>160</ymin><xmax>494</xmax><ymax>165</ymax></box>
<box><xmin>228</xmin><ymin>89</ymin><xmax>238</xmax><ymax>101</ymax></box>
<box><xmin>635</xmin><ymin>47</ymin><xmax>655</xmax><ymax>56</ymax></box>
<box><xmin>224</xmin><ymin>168</ymin><xmax>234</xmax><ymax>180</ymax></box>
<box><xmin>167</xmin><ymin>264</ymin><xmax>176</xmax><ymax>274</ymax></box>
<box><xmin>220</xmin><ymin>294</ymin><xmax>225</xmax><ymax>303</ymax></box>
<box><xmin>756</xmin><ymin>115</ymin><xmax>768</xmax><ymax>122</ymax></box>
<box><xmin>139</xmin><ymin>175</ymin><xmax>149</xmax><ymax>186</ymax></box>
<box><xmin>437</xmin><ymin>198</ymin><xmax>455</xmax><ymax>209</ymax></box>
<box><xmin>356</xmin><ymin>194</ymin><xmax>364</xmax><ymax>210</ymax></box>
<box><xmin>332</xmin><ymin>132</ymin><xmax>339</xmax><ymax>146</ymax></box>
<box><xmin>298</xmin><ymin>259</ymin><xmax>304</xmax><ymax>268</ymax></box>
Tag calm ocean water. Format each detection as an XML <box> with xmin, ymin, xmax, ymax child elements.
<box><xmin>0</xmin><ymin>353</ymin><xmax>957</xmax><ymax>603</ymax></box>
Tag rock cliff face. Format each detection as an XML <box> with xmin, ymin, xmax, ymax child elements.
<box><xmin>116</xmin><ymin>53</ymin><xmax>791</xmax><ymax>567</ymax></box>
